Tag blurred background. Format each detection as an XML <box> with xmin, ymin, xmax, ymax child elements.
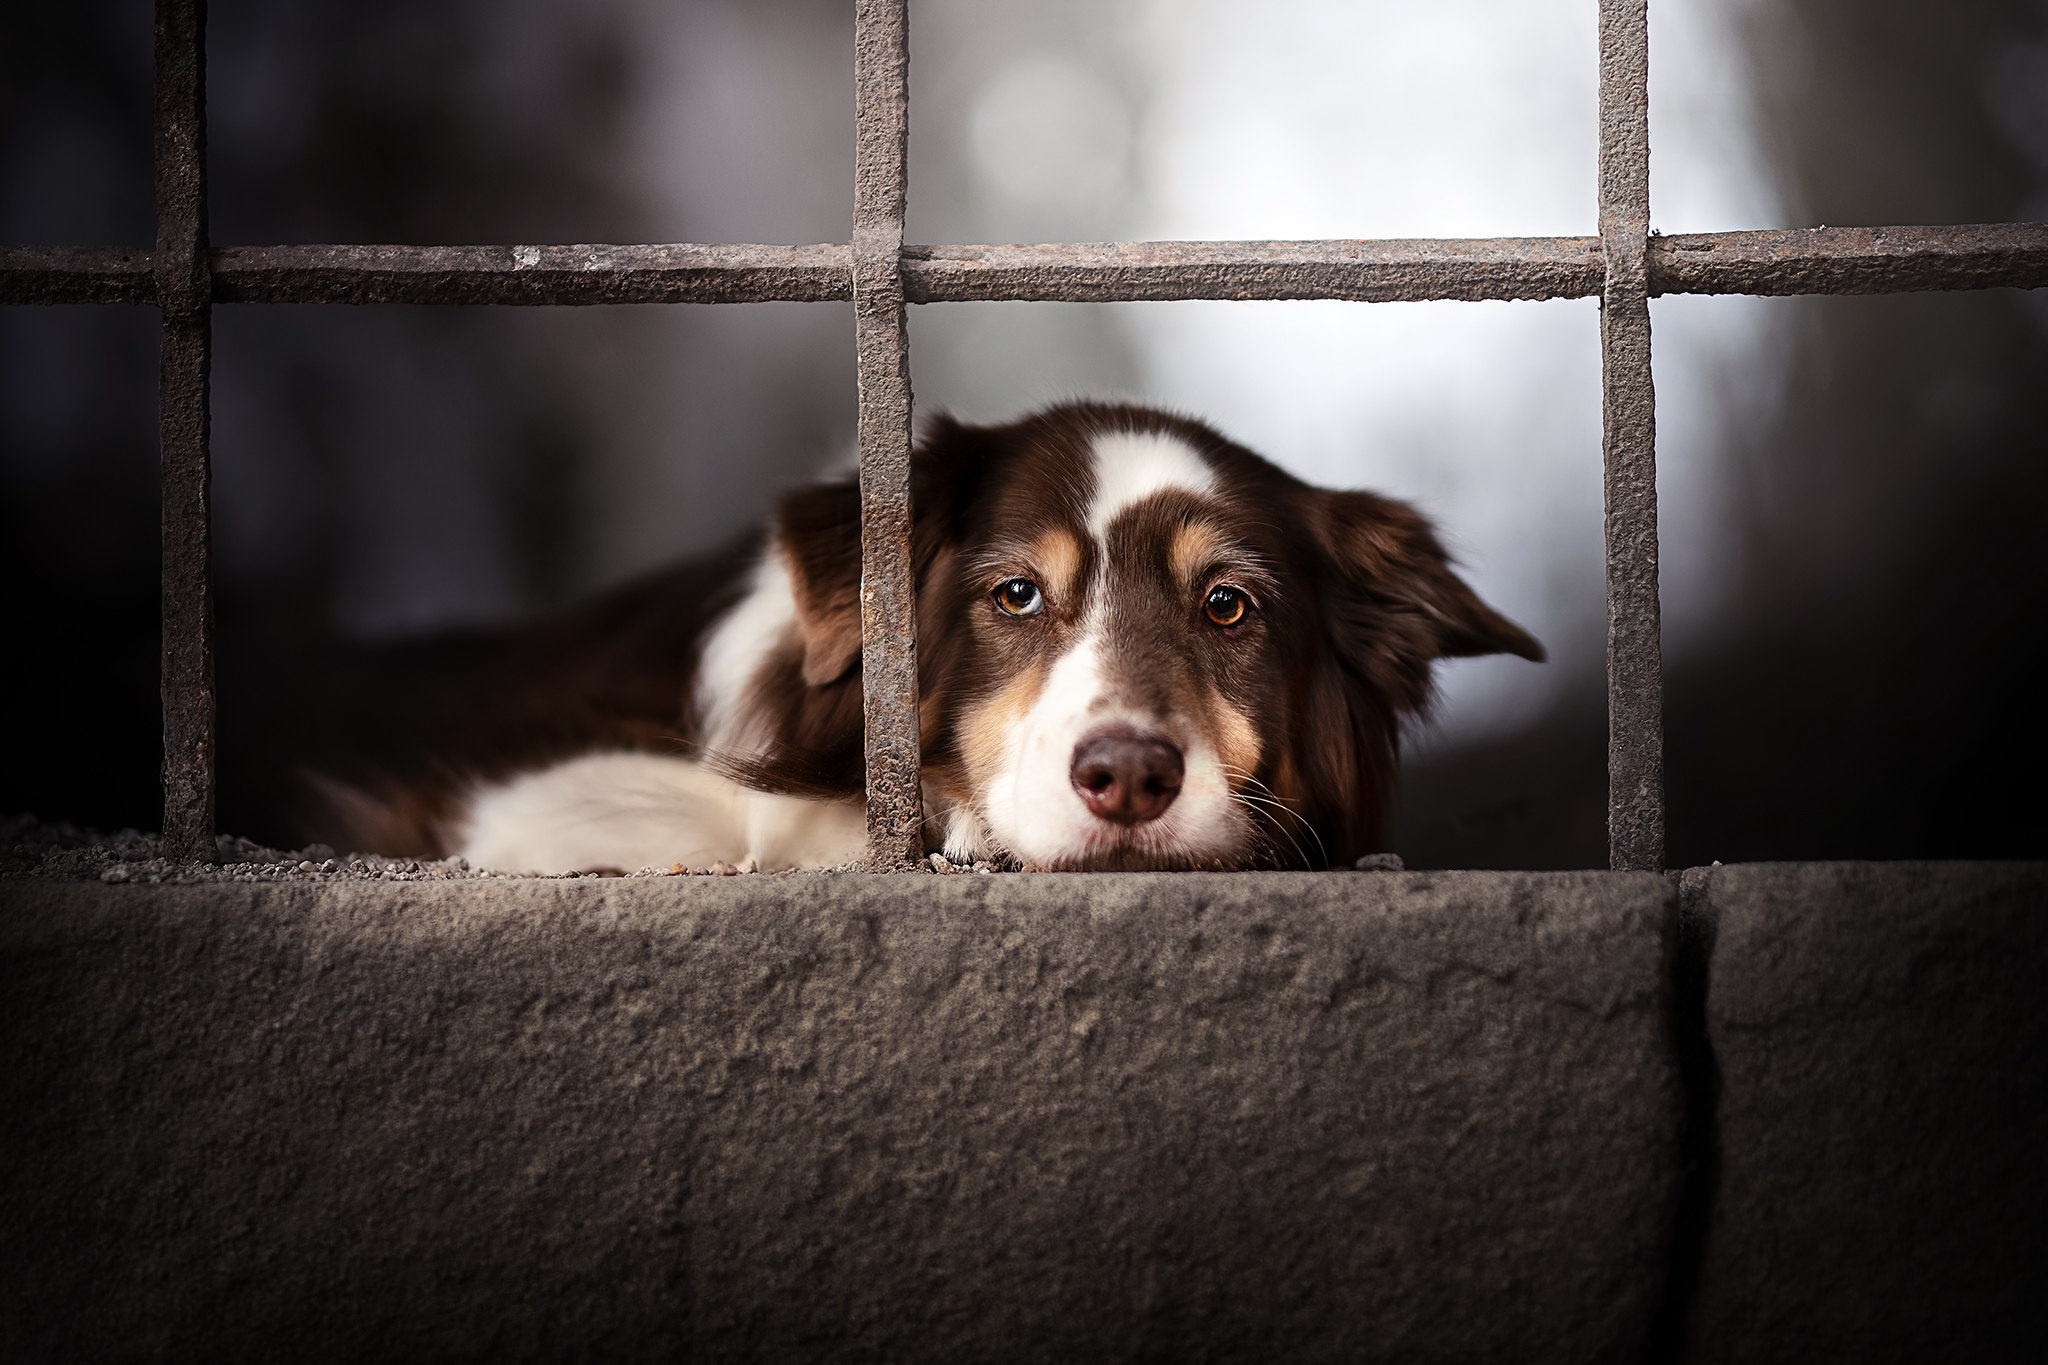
<box><xmin>2</xmin><ymin>0</ymin><xmax>2043</xmax><ymax>866</ymax></box>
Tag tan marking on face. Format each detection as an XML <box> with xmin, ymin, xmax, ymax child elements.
<box><xmin>1169</xmin><ymin>521</ymin><xmax>1231</xmax><ymax>588</ymax></box>
<box><xmin>957</xmin><ymin>661</ymin><xmax>1049</xmax><ymax>788</ymax></box>
<box><xmin>1269</xmin><ymin>752</ymin><xmax>1303</xmax><ymax>807</ymax></box>
<box><xmin>1208</xmin><ymin>695</ymin><xmax>1263</xmax><ymax>785</ymax></box>
<box><xmin>1027</xmin><ymin>529</ymin><xmax>1085</xmax><ymax>603</ymax></box>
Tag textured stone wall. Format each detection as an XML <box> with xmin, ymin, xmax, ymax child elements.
<box><xmin>1685</xmin><ymin>863</ymin><xmax>2048</xmax><ymax>1364</ymax></box>
<box><xmin>1</xmin><ymin>863</ymin><xmax>2041</xmax><ymax>1362</ymax></box>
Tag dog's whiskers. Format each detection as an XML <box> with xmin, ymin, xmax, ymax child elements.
<box><xmin>1218</xmin><ymin>762</ymin><xmax>1328</xmax><ymax>868</ymax></box>
<box><xmin>1220</xmin><ymin>780</ymin><xmax>1316</xmax><ymax>868</ymax></box>
<box><xmin>1232</xmin><ymin>794</ymin><xmax>1315</xmax><ymax>868</ymax></box>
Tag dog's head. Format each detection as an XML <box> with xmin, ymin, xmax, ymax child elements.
<box><xmin>734</xmin><ymin>401</ymin><xmax>1541</xmax><ymax>869</ymax></box>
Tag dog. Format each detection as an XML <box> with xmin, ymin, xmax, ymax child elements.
<box><xmin>302</xmin><ymin>401</ymin><xmax>1542</xmax><ymax>872</ymax></box>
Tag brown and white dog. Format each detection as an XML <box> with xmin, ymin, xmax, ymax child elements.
<box><xmin>308</xmin><ymin>401</ymin><xmax>1542</xmax><ymax>872</ymax></box>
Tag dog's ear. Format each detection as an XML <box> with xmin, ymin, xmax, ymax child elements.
<box><xmin>776</xmin><ymin>475</ymin><xmax>865</xmax><ymax>687</ymax></box>
<box><xmin>1283</xmin><ymin>489</ymin><xmax>1543</xmax><ymax>863</ymax></box>
<box><xmin>774</xmin><ymin>414</ymin><xmax>991</xmax><ymax>688</ymax></box>
<box><xmin>1314</xmin><ymin>489</ymin><xmax>1544</xmax><ymax>680</ymax></box>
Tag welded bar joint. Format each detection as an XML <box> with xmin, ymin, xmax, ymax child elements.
<box><xmin>1598</xmin><ymin>0</ymin><xmax>1663</xmax><ymax>872</ymax></box>
<box><xmin>852</xmin><ymin>0</ymin><xmax>922</xmax><ymax>869</ymax></box>
<box><xmin>154</xmin><ymin>0</ymin><xmax>215</xmax><ymax>862</ymax></box>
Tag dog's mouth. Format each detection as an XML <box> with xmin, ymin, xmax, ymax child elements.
<box><xmin>1018</xmin><ymin>725</ymin><xmax>1211</xmax><ymax>869</ymax></box>
<box><xmin>962</xmin><ymin>715</ymin><xmax>1264</xmax><ymax>871</ymax></box>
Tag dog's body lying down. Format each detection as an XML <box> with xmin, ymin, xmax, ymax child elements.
<box><xmin>305</xmin><ymin>402</ymin><xmax>1542</xmax><ymax>872</ymax></box>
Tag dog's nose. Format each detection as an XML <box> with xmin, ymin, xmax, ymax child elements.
<box><xmin>1070</xmin><ymin>726</ymin><xmax>1184</xmax><ymax>825</ymax></box>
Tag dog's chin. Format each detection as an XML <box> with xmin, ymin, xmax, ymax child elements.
<box><xmin>1012</xmin><ymin>824</ymin><xmax>1254</xmax><ymax>872</ymax></box>
<box><xmin>1048</xmin><ymin>853</ymin><xmax>1238</xmax><ymax>872</ymax></box>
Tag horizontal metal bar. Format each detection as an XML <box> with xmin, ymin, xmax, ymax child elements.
<box><xmin>1650</xmin><ymin>223</ymin><xmax>2048</xmax><ymax>296</ymax></box>
<box><xmin>0</xmin><ymin>247</ymin><xmax>155</xmax><ymax>302</ymax></box>
<box><xmin>0</xmin><ymin>244</ymin><xmax>851</xmax><ymax>305</ymax></box>
<box><xmin>902</xmin><ymin>238</ymin><xmax>1605</xmax><ymax>302</ymax></box>
<box><xmin>213</xmin><ymin>243</ymin><xmax>853</xmax><ymax>304</ymax></box>
<box><xmin>4</xmin><ymin>225</ymin><xmax>2044</xmax><ymax>307</ymax></box>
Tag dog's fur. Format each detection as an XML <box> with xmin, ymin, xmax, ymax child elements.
<box><xmin>303</xmin><ymin>402</ymin><xmax>1542</xmax><ymax>872</ymax></box>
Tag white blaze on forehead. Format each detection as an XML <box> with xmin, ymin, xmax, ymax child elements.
<box><xmin>966</xmin><ymin>429</ymin><xmax>1250</xmax><ymax>867</ymax></box>
<box><xmin>1086</xmin><ymin>431</ymin><xmax>1215</xmax><ymax>537</ymax></box>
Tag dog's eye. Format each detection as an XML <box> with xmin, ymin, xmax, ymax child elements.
<box><xmin>993</xmin><ymin>578</ymin><xmax>1045</xmax><ymax>618</ymax></box>
<box><xmin>1204</xmin><ymin>585</ymin><xmax>1249</xmax><ymax>628</ymax></box>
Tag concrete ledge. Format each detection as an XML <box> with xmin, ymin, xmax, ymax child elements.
<box><xmin>2</xmin><ymin>871</ymin><xmax>1679</xmax><ymax>1363</ymax></box>
<box><xmin>1688</xmin><ymin>862</ymin><xmax>2048</xmax><ymax>1363</ymax></box>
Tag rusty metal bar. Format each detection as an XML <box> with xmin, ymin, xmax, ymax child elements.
<box><xmin>904</xmin><ymin>238</ymin><xmax>1607</xmax><ymax>302</ymax></box>
<box><xmin>1650</xmin><ymin>222</ymin><xmax>2048</xmax><ymax>296</ymax></box>
<box><xmin>1598</xmin><ymin>0</ymin><xmax>1662</xmax><ymax>872</ymax></box>
<box><xmin>852</xmin><ymin>0</ymin><xmax>921</xmax><ymax>869</ymax></box>
<box><xmin>7</xmin><ymin>227</ymin><xmax>2046</xmax><ymax>307</ymax></box>
<box><xmin>0</xmin><ymin>247</ymin><xmax>156</xmax><ymax>303</ymax></box>
<box><xmin>210</xmin><ymin>243</ymin><xmax>853</xmax><ymax>304</ymax></box>
<box><xmin>153</xmin><ymin>0</ymin><xmax>215</xmax><ymax>861</ymax></box>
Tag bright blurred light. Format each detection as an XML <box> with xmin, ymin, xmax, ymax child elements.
<box><xmin>916</xmin><ymin>0</ymin><xmax>1785</xmax><ymax>743</ymax></box>
<box><xmin>1131</xmin><ymin>0</ymin><xmax>1596</xmax><ymax>240</ymax></box>
<box><xmin>971</xmin><ymin>55</ymin><xmax>1133</xmax><ymax>214</ymax></box>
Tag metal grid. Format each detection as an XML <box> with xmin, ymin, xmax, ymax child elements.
<box><xmin>5</xmin><ymin>0</ymin><xmax>2046</xmax><ymax>868</ymax></box>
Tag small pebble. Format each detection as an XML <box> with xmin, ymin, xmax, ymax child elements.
<box><xmin>1353</xmin><ymin>852</ymin><xmax>1405</xmax><ymax>871</ymax></box>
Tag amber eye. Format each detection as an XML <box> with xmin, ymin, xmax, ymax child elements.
<box><xmin>993</xmin><ymin>578</ymin><xmax>1045</xmax><ymax>618</ymax></box>
<box><xmin>1204</xmin><ymin>585</ymin><xmax>1249</xmax><ymax>627</ymax></box>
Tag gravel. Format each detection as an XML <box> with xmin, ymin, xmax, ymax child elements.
<box><xmin>0</xmin><ymin>813</ymin><xmax>969</xmax><ymax>883</ymax></box>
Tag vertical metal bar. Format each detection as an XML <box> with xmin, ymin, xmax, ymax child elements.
<box><xmin>1598</xmin><ymin>0</ymin><xmax>1663</xmax><ymax>870</ymax></box>
<box><xmin>852</xmin><ymin>0</ymin><xmax>922</xmax><ymax>868</ymax></box>
<box><xmin>155</xmin><ymin>0</ymin><xmax>215</xmax><ymax>861</ymax></box>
